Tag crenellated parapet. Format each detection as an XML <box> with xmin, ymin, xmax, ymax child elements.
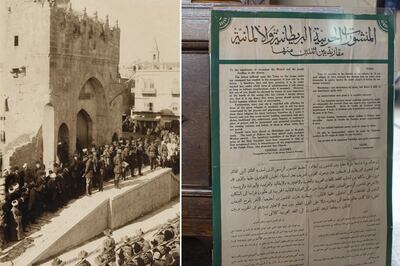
<box><xmin>49</xmin><ymin>2</ymin><xmax>120</xmax><ymax>63</ymax></box>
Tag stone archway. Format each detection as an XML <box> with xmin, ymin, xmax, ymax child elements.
<box><xmin>76</xmin><ymin>77</ymin><xmax>108</xmax><ymax>148</ymax></box>
<box><xmin>76</xmin><ymin>109</ymin><xmax>92</xmax><ymax>150</ymax></box>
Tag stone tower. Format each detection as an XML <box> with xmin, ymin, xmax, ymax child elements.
<box><xmin>151</xmin><ymin>39</ymin><xmax>160</xmax><ymax>63</ymax></box>
<box><xmin>0</xmin><ymin>0</ymin><xmax>125</xmax><ymax>173</ymax></box>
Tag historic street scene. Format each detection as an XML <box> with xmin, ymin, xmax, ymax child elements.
<box><xmin>0</xmin><ymin>0</ymin><xmax>180</xmax><ymax>265</ymax></box>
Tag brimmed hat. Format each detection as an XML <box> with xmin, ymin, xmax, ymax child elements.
<box><xmin>142</xmin><ymin>240</ymin><xmax>151</xmax><ymax>252</ymax></box>
<box><xmin>82</xmin><ymin>148</ymin><xmax>88</xmax><ymax>152</ymax></box>
<box><xmin>153</xmin><ymin>251</ymin><xmax>161</xmax><ymax>260</ymax></box>
<box><xmin>78</xmin><ymin>250</ymin><xmax>88</xmax><ymax>259</ymax></box>
<box><xmin>12</xmin><ymin>200</ymin><xmax>18</xmax><ymax>206</ymax></box>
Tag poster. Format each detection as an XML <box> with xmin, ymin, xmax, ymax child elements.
<box><xmin>211</xmin><ymin>9</ymin><xmax>394</xmax><ymax>266</ymax></box>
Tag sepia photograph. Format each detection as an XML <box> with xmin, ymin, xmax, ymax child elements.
<box><xmin>0</xmin><ymin>0</ymin><xmax>180</xmax><ymax>265</ymax></box>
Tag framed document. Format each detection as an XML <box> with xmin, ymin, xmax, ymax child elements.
<box><xmin>211</xmin><ymin>8</ymin><xmax>394</xmax><ymax>266</ymax></box>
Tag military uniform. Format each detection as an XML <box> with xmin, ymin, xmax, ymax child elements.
<box><xmin>101</xmin><ymin>235</ymin><xmax>116</xmax><ymax>266</ymax></box>
<box><xmin>84</xmin><ymin>156</ymin><xmax>94</xmax><ymax>195</ymax></box>
<box><xmin>147</xmin><ymin>144</ymin><xmax>157</xmax><ymax>170</ymax></box>
<box><xmin>113</xmin><ymin>152</ymin><xmax>123</xmax><ymax>189</ymax></box>
<box><xmin>118</xmin><ymin>239</ymin><xmax>134</xmax><ymax>266</ymax></box>
<box><xmin>136</xmin><ymin>144</ymin><xmax>144</xmax><ymax>176</ymax></box>
<box><xmin>98</xmin><ymin>156</ymin><xmax>105</xmax><ymax>192</ymax></box>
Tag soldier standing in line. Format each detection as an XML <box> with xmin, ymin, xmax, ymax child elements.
<box><xmin>101</xmin><ymin>229</ymin><xmax>116</xmax><ymax>266</ymax></box>
<box><xmin>84</xmin><ymin>154</ymin><xmax>94</xmax><ymax>196</ymax></box>
<box><xmin>11</xmin><ymin>199</ymin><xmax>23</xmax><ymax>241</ymax></box>
<box><xmin>118</xmin><ymin>236</ymin><xmax>134</xmax><ymax>266</ymax></box>
<box><xmin>92</xmin><ymin>150</ymin><xmax>99</xmax><ymax>191</ymax></box>
<box><xmin>98</xmin><ymin>154</ymin><xmax>105</xmax><ymax>192</ymax></box>
<box><xmin>147</xmin><ymin>142</ymin><xmax>157</xmax><ymax>171</ymax></box>
<box><xmin>113</xmin><ymin>149</ymin><xmax>123</xmax><ymax>189</ymax></box>
<box><xmin>129</xmin><ymin>140</ymin><xmax>137</xmax><ymax>178</ymax></box>
<box><xmin>136</xmin><ymin>141</ymin><xmax>144</xmax><ymax>176</ymax></box>
<box><xmin>121</xmin><ymin>146</ymin><xmax>129</xmax><ymax>181</ymax></box>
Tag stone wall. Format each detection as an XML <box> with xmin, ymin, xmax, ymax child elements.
<box><xmin>46</xmin><ymin>4</ymin><xmax>124</xmax><ymax>165</ymax></box>
<box><xmin>1</xmin><ymin>1</ymin><xmax>127</xmax><ymax>169</ymax></box>
<box><xmin>27</xmin><ymin>168</ymin><xmax>178</xmax><ymax>265</ymax></box>
<box><xmin>1</xmin><ymin>1</ymin><xmax>51</xmax><ymax>166</ymax></box>
<box><xmin>110</xmin><ymin>169</ymin><xmax>176</xmax><ymax>229</ymax></box>
<box><xmin>9</xmin><ymin>127</ymin><xmax>43</xmax><ymax>168</ymax></box>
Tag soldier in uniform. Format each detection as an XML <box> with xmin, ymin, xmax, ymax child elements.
<box><xmin>98</xmin><ymin>154</ymin><xmax>106</xmax><ymax>192</ymax></box>
<box><xmin>84</xmin><ymin>154</ymin><xmax>94</xmax><ymax>196</ymax></box>
<box><xmin>92</xmin><ymin>150</ymin><xmax>99</xmax><ymax>191</ymax></box>
<box><xmin>11</xmin><ymin>199</ymin><xmax>23</xmax><ymax>241</ymax></box>
<box><xmin>147</xmin><ymin>143</ymin><xmax>157</xmax><ymax>171</ymax></box>
<box><xmin>113</xmin><ymin>150</ymin><xmax>123</xmax><ymax>189</ymax></box>
<box><xmin>118</xmin><ymin>236</ymin><xmax>134</xmax><ymax>266</ymax></box>
<box><xmin>128</xmin><ymin>140</ymin><xmax>137</xmax><ymax>177</ymax></box>
<box><xmin>76</xmin><ymin>250</ymin><xmax>91</xmax><ymax>266</ymax></box>
<box><xmin>121</xmin><ymin>146</ymin><xmax>129</xmax><ymax>181</ymax></box>
<box><xmin>101</xmin><ymin>229</ymin><xmax>116</xmax><ymax>266</ymax></box>
<box><xmin>136</xmin><ymin>142</ymin><xmax>144</xmax><ymax>176</ymax></box>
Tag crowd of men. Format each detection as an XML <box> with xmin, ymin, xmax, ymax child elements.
<box><xmin>0</xmin><ymin>129</ymin><xmax>180</xmax><ymax>247</ymax></box>
<box><xmin>52</xmin><ymin>217</ymin><xmax>180</xmax><ymax>266</ymax></box>
<box><xmin>122</xmin><ymin>119</ymin><xmax>179</xmax><ymax>138</ymax></box>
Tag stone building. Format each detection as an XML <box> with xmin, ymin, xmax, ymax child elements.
<box><xmin>0</xmin><ymin>0</ymin><xmax>126</xmax><ymax>170</ymax></box>
<box><xmin>130</xmin><ymin>42</ymin><xmax>180</xmax><ymax>131</ymax></box>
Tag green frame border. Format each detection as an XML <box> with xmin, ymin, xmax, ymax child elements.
<box><xmin>210</xmin><ymin>10</ymin><xmax>395</xmax><ymax>266</ymax></box>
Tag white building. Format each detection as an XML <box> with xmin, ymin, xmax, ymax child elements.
<box><xmin>130</xmin><ymin>42</ymin><xmax>180</xmax><ymax>131</ymax></box>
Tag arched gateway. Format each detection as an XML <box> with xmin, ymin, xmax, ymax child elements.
<box><xmin>75</xmin><ymin>77</ymin><xmax>108</xmax><ymax>151</ymax></box>
<box><xmin>76</xmin><ymin>110</ymin><xmax>92</xmax><ymax>149</ymax></box>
